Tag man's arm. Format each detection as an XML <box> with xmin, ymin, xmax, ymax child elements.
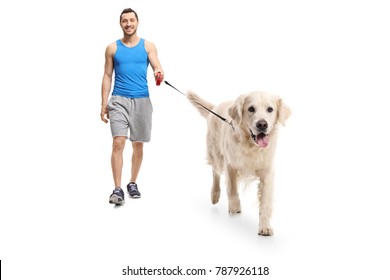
<box><xmin>101</xmin><ymin>43</ymin><xmax>116</xmax><ymax>123</ymax></box>
<box><xmin>145</xmin><ymin>40</ymin><xmax>164</xmax><ymax>81</ymax></box>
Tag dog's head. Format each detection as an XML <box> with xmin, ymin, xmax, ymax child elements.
<box><xmin>228</xmin><ymin>91</ymin><xmax>291</xmax><ymax>148</ymax></box>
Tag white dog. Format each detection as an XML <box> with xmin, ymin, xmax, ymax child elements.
<box><xmin>187</xmin><ymin>90</ymin><xmax>291</xmax><ymax>235</ymax></box>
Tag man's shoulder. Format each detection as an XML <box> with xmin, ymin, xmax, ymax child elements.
<box><xmin>106</xmin><ymin>41</ymin><xmax>118</xmax><ymax>55</ymax></box>
<box><xmin>143</xmin><ymin>39</ymin><xmax>156</xmax><ymax>52</ymax></box>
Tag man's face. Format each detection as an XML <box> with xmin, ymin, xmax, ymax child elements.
<box><xmin>120</xmin><ymin>12</ymin><xmax>138</xmax><ymax>36</ymax></box>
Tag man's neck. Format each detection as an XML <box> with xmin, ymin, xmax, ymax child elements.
<box><xmin>121</xmin><ymin>34</ymin><xmax>140</xmax><ymax>47</ymax></box>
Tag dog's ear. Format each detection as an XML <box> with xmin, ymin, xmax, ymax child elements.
<box><xmin>228</xmin><ymin>95</ymin><xmax>245</xmax><ymax>125</ymax></box>
<box><xmin>277</xmin><ymin>98</ymin><xmax>291</xmax><ymax>126</ymax></box>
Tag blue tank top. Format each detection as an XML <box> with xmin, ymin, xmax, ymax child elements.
<box><xmin>112</xmin><ymin>38</ymin><xmax>149</xmax><ymax>98</ymax></box>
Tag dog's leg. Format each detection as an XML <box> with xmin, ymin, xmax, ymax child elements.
<box><xmin>211</xmin><ymin>170</ymin><xmax>221</xmax><ymax>204</ymax></box>
<box><xmin>226</xmin><ymin>165</ymin><xmax>241</xmax><ymax>214</ymax></box>
<box><xmin>257</xmin><ymin>171</ymin><xmax>274</xmax><ymax>236</ymax></box>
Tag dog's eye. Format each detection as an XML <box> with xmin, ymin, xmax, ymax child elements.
<box><xmin>267</xmin><ymin>107</ymin><xmax>273</xmax><ymax>113</ymax></box>
<box><xmin>248</xmin><ymin>106</ymin><xmax>255</xmax><ymax>113</ymax></box>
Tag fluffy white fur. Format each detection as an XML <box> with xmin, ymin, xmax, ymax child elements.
<box><xmin>187</xmin><ymin>90</ymin><xmax>291</xmax><ymax>236</ymax></box>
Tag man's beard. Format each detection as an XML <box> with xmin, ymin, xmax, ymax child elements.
<box><xmin>124</xmin><ymin>27</ymin><xmax>137</xmax><ymax>36</ymax></box>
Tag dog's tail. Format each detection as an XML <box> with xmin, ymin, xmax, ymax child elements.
<box><xmin>186</xmin><ymin>90</ymin><xmax>215</xmax><ymax>119</ymax></box>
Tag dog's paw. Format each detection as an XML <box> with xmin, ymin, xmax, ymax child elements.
<box><xmin>211</xmin><ymin>190</ymin><xmax>220</xmax><ymax>204</ymax></box>
<box><xmin>258</xmin><ymin>227</ymin><xmax>273</xmax><ymax>236</ymax></box>
<box><xmin>228</xmin><ymin>207</ymin><xmax>241</xmax><ymax>214</ymax></box>
<box><xmin>228</xmin><ymin>198</ymin><xmax>241</xmax><ymax>214</ymax></box>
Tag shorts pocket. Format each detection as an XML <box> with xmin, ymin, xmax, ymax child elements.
<box><xmin>107</xmin><ymin>96</ymin><xmax>117</xmax><ymax>111</ymax></box>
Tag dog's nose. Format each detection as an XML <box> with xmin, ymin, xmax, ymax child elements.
<box><xmin>256</xmin><ymin>120</ymin><xmax>268</xmax><ymax>132</ymax></box>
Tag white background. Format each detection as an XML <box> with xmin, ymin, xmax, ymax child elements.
<box><xmin>1</xmin><ymin>0</ymin><xmax>390</xmax><ymax>279</ymax></box>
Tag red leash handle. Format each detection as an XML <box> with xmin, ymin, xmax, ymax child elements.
<box><xmin>155</xmin><ymin>72</ymin><xmax>162</xmax><ymax>86</ymax></box>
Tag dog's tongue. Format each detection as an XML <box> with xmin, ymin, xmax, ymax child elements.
<box><xmin>256</xmin><ymin>134</ymin><xmax>269</xmax><ymax>148</ymax></box>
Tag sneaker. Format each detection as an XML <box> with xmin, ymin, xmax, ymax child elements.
<box><xmin>127</xmin><ymin>182</ymin><xmax>141</xmax><ymax>198</ymax></box>
<box><xmin>109</xmin><ymin>188</ymin><xmax>125</xmax><ymax>205</ymax></box>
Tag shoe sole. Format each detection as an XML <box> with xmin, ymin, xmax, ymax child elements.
<box><xmin>128</xmin><ymin>192</ymin><xmax>141</xmax><ymax>199</ymax></box>
<box><xmin>109</xmin><ymin>194</ymin><xmax>125</xmax><ymax>205</ymax></box>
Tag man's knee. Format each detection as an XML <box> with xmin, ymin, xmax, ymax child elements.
<box><xmin>132</xmin><ymin>142</ymin><xmax>144</xmax><ymax>154</ymax></box>
<box><xmin>112</xmin><ymin>137</ymin><xmax>126</xmax><ymax>152</ymax></box>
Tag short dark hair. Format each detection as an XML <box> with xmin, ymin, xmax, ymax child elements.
<box><xmin>120</xmin><ymin>8</ymin><xmax>138</xmax><ymax>22</ymax></box>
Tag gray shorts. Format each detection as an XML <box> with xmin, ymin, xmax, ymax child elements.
<box><xmin>107</xmin><ymin>95</ymin><xmax>153</xmax><ymax>142</ymax></box>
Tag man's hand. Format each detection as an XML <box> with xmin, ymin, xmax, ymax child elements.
<box><xmin>101</xmin><ymin>105</ymin><xmax>109</xmax><ymax>123</ymax></box>
<box><xmin>154</xmin><ymin>71</ymin><xmax>164</xmax><ymax>80</ymax></box>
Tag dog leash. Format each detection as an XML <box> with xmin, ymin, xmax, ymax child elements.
<box><xmin>164</xmin><ymin>81</ymin><xmax>234</xmax><ymax>130</ymax></box>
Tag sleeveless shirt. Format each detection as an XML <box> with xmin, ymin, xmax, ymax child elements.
<box><xmin>112</xmin><ymin>38</ymin><xmax>149</xmax><ymax>98</ymax></box>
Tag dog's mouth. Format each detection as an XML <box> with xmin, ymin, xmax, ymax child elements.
<box><xmin>250</xmin><ymin>130</ymin><xmax>269</xmax><ymax>148</ymax></box>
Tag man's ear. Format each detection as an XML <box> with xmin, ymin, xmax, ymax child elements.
<box><xmin>277</xmin><ymin>98</ymin><xmax>291</xmax><ymax>126</ymax></box>
<box><xmin>228</xmin><ymin>95</ymin><xmax>245</xmax><ymax>126</ymax></box>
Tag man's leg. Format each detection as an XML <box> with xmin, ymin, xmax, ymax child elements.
<box><xmin>111</xmin><ymin>136</ymin><xmax>127</xmax><ymax>187</ymax></box>
<box><xmin>127</xmin><ymin>97</ymin><xmax>152</xmax><ymax>198</ymax></box>
<box><xmin>109</xmin><ymin>136</ymin><xmax>127</xmax><ymax>204</ymax></box>
<box><xmin>126</xmin><ymin>141</ymin><xmax>143</xmax><ymax>198</ymax></box>
<box><xmin>130</xmin><ymin>141</ymin><xmax>143</xmax><ymax>183</ymax></box>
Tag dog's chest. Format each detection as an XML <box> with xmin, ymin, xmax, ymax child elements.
<box><xmin>227</xmin><ymin>145</ymin><xmax>268</xmax><ymax>173</ymax></box>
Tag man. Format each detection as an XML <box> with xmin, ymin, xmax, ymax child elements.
<box><xmin>101</xmin><ymin>8</ymin><xmax>164</xmax><ymax>205</ymax></box>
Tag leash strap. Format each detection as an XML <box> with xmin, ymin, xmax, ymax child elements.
<box><xmin>164</xmin><ymin>81</ymin><xmax>234</xmax><ymax>129</ymax></box>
